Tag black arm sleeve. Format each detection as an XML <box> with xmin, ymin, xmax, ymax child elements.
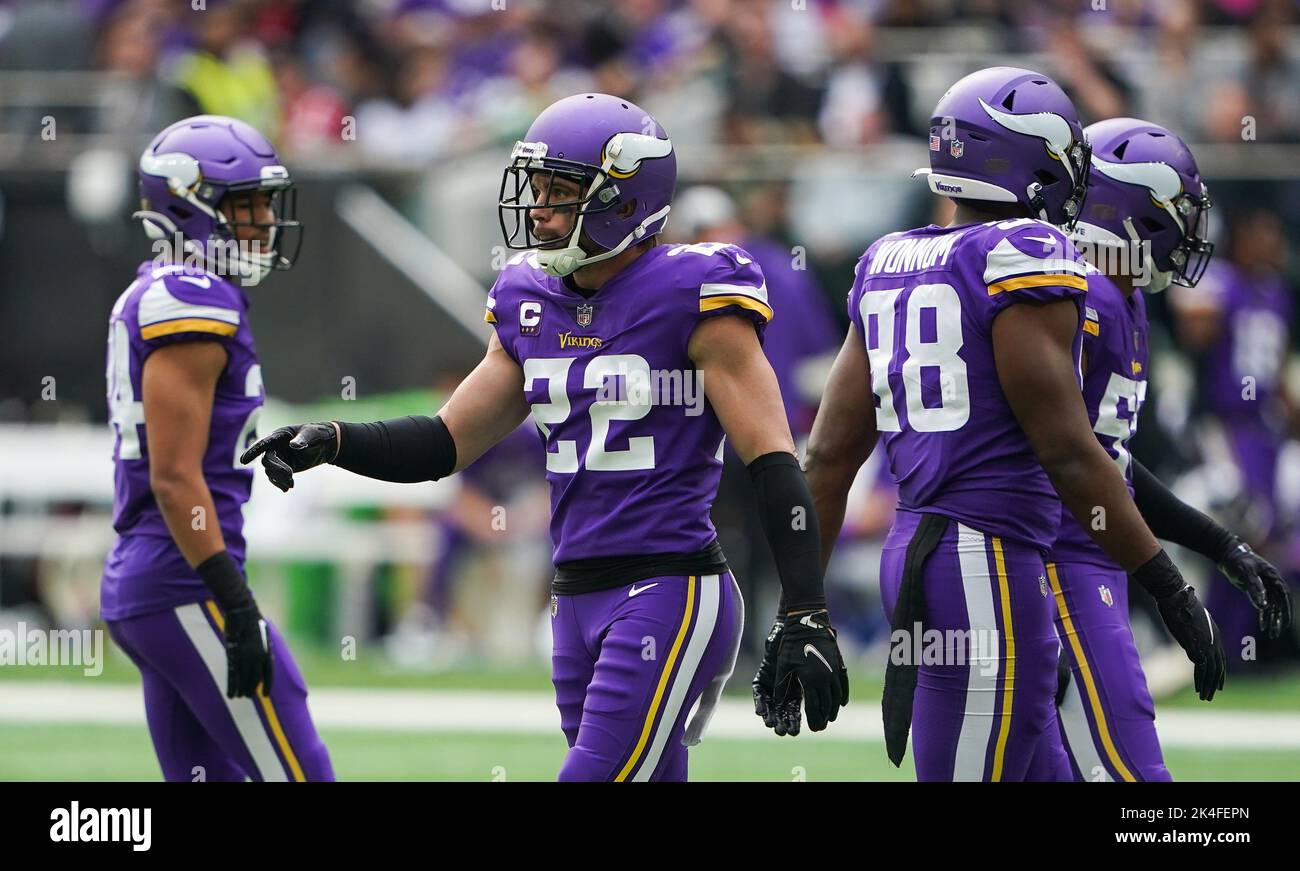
<box><xmin>748</xmin><ymin>452</ymin><xmax>825</xmax><ymax>612</ymax></box>
<box><xmin>333</xmin><ymin>415</ymin><xmax>457</xmax><ymax>483</ymax></box>
<box><xmin>1131</xmin><ymin>458</ymin><xmax>1237</xmax><ymax>563</ymax></box>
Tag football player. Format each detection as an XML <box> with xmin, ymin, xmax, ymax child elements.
<box><xmin>1026</xmin><ymin>119</ymin><xmax>1291</xmax><ymax>782</ymax></box>
<box><xmin>1171</xmin><ymin>210</ymin><xmax>1297</xmax><ymax>661</ymax></box>
<box><xmin>797</xmin><ymin>67</ymin><xmax>1224</xmax><ymax>781</ymax></box>
<box><xmin>103</xmin><ymin>116</ymin><xmax>333</xmax><ymax>781</ymax></box>
<box><xmin>241</xmin><ymin>93</ymin><xmax>849</xmax><ymax>781</ymax></box>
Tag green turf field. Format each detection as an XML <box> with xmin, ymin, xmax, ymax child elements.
<box><xmin>6</xmin><ymin>643</ymin><xmax>1300</xmax><ymax>709</ymax></box>
<box><xmin>4</xmin><ymin>647</ymin><xmax>1299</xmax><ymax>781</ymax></box>
<box><xmin>2</xmin><ymin>722</ymin><xmax>1298</xmax><ymax>781</ymax></box>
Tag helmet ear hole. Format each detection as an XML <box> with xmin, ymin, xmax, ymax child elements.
<box><xmin>1034</xmin><ymin>169</ymin><xmax>1058</xmax><ymax>186</ymax></box>
<box><xmin>1140</xmin><ymin>216</ymin><xmax>1164</xmax><ymax>233</ymax></box>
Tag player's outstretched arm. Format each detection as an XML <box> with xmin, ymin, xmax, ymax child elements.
<box><xmin>804</xmin><ymin>323</ymin><xmax>880</xmax><ymax>573</ymax></box>
<box><xmin>1132</xmin><ymin>458</ymin><xmax>1292</xmax><ymax>639</ymax></box>
<box><xmin>993</xmin><ymin>299</ymin><xmax>1226</xmax><ymax>700</ymax></box>
<box><xmin>144</xmin><ymin>342</ymin><xmax>271</xmax><ymax>700</ymax></box>
<box><xmin>240</xmin><ymin>333</ymin><xmax>529</xmax><ymax>490</ymax></box>
<box><xmin>689</xmin><ymin>315</ymin><xmax>849</xmax><ymax>732</ymax></box>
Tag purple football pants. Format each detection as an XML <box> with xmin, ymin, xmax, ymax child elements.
<box><xmin>1026</xmin><ymin>561</ymin><xmax>1171</xmax><ymax>782</ymax></box>
<box><xmin>881</xmin><ymin>510</ymin><xmax>1059</xmax><ymax>781</ymax></box>
<box><xmin>108</xmin><ymin>601</ymin><xmax>334</xmax><ymax>782</ymax></box>
<box><xmin>551</xmin><ymin>573</ymin><xmax>742</xmax><ymax>781</ymax></box>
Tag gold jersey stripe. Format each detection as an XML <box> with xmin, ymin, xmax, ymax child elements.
<box><xmin>699</xmin><ymin>294</ymin><xmax>773</xmax><ymax>322</ymax></box>
<box><xmin>140</xmin><ymin>318</ymin><xmax>239</xmax><ymax>341</ymax></box>
<box><xmin>987</xmin><ymin>273</ymin><xmax>1089</xmax><ymax>296</ymax></box>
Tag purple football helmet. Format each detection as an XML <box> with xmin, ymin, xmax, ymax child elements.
<box><xmin>135</xmin><ymin>115</ymin><xmax>301</xmax><ymax>284</ymax></box>
<box><xmin>1075</xmin><ymin>118</ymin><xmax>1214</xmax><ymax>290</ymax></box>
<box><xmin>499</xmin><ymin>93</ymin><xmax>677</xmax><ymax>277</ymax></box>
<box><xmin>914</xmin><ymin>67</ymin><xmax>1091</xmax><ymax>228</ymax></box>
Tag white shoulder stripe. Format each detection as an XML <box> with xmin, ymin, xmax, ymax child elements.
<box><xmin>138</xmin><ymin>279</ymin><xmax>240</xmax><ymax>328</ymax></box>
<box><xmin>982</xmin><ymin>237</ymin><xmax>1088</xmax><ymax>285</ymax></box>
<box><xmin>700</xmin><ymin>281</ymin><xmax>769</xmax><ymax>304</ymax></box>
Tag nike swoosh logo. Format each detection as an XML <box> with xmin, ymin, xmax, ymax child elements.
<box><xmin>803</xmin><ymin>644</ymin><xmax>833</xmax><ymax>672</ymax></box>
<box><xmin>1023</xmin><ymin>234</ymin><xmax>1061</xmax><ymax>248</ymax></box>
<box><xmin>628</xmin><ymin>583</ymin><xmax>660</xmax><ymax>598</ymax></box>
<box><xmin>178</xmin><ymin>275</ymin><xmax>212</xmax><ymax>289</ymax></box>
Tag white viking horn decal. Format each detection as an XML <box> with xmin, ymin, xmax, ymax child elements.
<box><xmin>139</xmin><ymin>151</ymin><xmax>202</xmax><ymax>195</ymax></box>
<box><xmin>603</xmin><ymin>132</ymin><xmax>673</xmax><ymax>179</ymax></box>
<box><xmin>1090</xmin><ymin>156</ymin><xmax>1184</xmax><ymax>202</ymax></box>
<box><xmin>978</xmin><ymin>98</ymin><xmax>1075</xmax><ymax>152</ymax></box>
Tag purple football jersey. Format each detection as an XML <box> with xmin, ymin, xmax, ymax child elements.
<box><xmin>1184</xmin><ymin>261</ymin><xmax>1292</xmax><ymax>421</ymax></box>
<box><xmin>743</xmin><ymin>235</ymin><xmax>839</xmax><ymax>436</ymax></box>
<box><xmin>101</xmin><ymin>262</ymin><xmax>264</xmax><ymax>620</ymax></box>
<box><xmin>1050</xmin><ymin>267</ymin><xmax>1149</xmax><ymax>565</ymax></box>
<box><xmin>486</xmin><ymin>242</ymin><xmax>769</xmax><ymax>563</ymax></box>
<box><xmin>847</xmin><ymin>218</ymin><xmax>1088</xmax><ymax>552</ymax></box>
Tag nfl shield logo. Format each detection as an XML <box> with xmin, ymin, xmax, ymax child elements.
<box><xmin>1039</xmin><ymin>575</ymin><xmax>1048</xmax><ymax>597</ymax></box>
<box><xmin>576</xmin><ymin>303</ymin><xmax>594</xmax><ymax>327</ymax></box>
<box><xmin>550</xmin><ymin>594</ymin><xmax>559</xmax><ymax>619</ymax></box>
<box><xmin>1099</xmin><ymin>585</ymin><xmax>1114</xmax><ymax>607</ymax></box>
<box><xmin>949</xmin><ymin>138</ymin><xmax>964</xmax><ymax>158</ymax></box>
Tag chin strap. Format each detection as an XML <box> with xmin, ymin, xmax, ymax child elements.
<box><xmin>1123</xmin><ymin>216</ymin><xmax>1172</xmax><ymax>293</ymax></box>
<box><xmin>133</xmin><ymin>209</ymin><xmax>274</xmax><ymax>286</ymax></box>
<box><xmin>534</xmin><ymin>144</ymin><xmax>670</xmax><ymax>278</ymax></box>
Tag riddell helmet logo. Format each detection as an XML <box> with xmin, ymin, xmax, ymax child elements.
<box><xmin>935</xmin><ymin>181</ymin><xmax>964</xmax><ymax>194</ymax></box>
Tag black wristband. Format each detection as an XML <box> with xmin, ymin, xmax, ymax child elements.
<box><xmin>334</xmin><ymin>415</ymin><xmax>457</xmax><ymax>483</ymax></box>
<box><xmin>748</xmin><ymin>451</ymin><xmax>825</xmax><ymax>612</ymax></box>
<box><xmin>1130</xmin><ymin>549</ymin><xmax>1187</xmax><ymax>601</ymax></box>
<box><xmin>1132</xmin><ymin>458</ymin><xmax>1237</xmax><ymax>563</ymax></box>
<box><xmin>195</xmin><ymin>550</ymin><xmax>253</xmax><ymax>612</ymax></box>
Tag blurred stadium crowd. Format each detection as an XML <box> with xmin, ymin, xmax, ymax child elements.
<box><xmin>0</xmin><ymin>0</ymin><xmax>1298</xmax><ymax>681</ymax></box>
<box><xmin>2</xmin><ymin>0</ymin><xmax>1299</xmax><ymax>155</ymax></box>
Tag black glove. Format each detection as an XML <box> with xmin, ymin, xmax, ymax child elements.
<box><xmin>1218</xmin><ymin>539</ymin><xmax>1293</xmax><ymax>640</ymax></box>
<box><xmin>196</xmin><ymin>551</ymin><xmax>273</xmax><ymax>700</ymax></box>
<box><xmin>773</xmin><ymin>610</ymin><xmax>849</xmax><ymax>732</ymax></box>
<box><xmin>240</xmin><ymin>422</ymin><xmax>338</xmax><ymax>491</ymax></box>
<box><xmin>753</xmin><ymin>617</ymin><xmax>802</xmax><ymax>736</ymax></box>
<box><xmin>1156</xmin><ymin>586</ymin><xmax>1227</xmax><ymax>702</ymax></box>
<box><xmin>1133</xmin><ymin>551</ymin><xmax>1226</xmax><ymax>702</ymax></box>
<box><xmin>222</xmin><ymin>602</ymin><xmax>273</xmax><ymax>699</ymax></box>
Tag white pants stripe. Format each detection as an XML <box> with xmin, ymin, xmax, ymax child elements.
<box><xmin>683</xmin><ymin>573</ymin><xmax>744</xmax><ymax>747</ymax></box>
<box><xmin>953</xmin><ymin>523</ymin><xmax>999</xmax><ymax>781</ymax></box>
<box><xmin>631</xmin><ymin>573</ymin><xmax>722</xmax><ymax>781</ymax></box>
<box><xmin>174</xmin><ymin>603</ymin><xmax>288</xmax><ymax>782</ymax></box>
<box><xmin>1059</xmin><ymin>673</ymin><xmax>1112</xmax><ymax>781</ymax></box>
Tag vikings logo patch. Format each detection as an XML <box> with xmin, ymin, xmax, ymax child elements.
<box><xmin>1099</xmin><ymin>585</ymin><xmax>1114</xmax><ymax>608</ymax></box>
<box><xmin>550</xmin><ymin>594</ymin><xmax>559</xmax><ymax>619</ymax></box>
<box><xmin>1039</xmin><ymin>575</ymin><xmax>1048</xmax><ymax>597</ymax></box>
<box><xmin>576</xmin><ymin>303</ymin><xmax>594</xmax><ymax>327</ymax></box>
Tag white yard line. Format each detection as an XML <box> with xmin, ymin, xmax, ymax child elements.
<box><xmin>1</xmin><ymin>682</ymin><xmax>1298</xmax><ymax>748</ymax></box>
